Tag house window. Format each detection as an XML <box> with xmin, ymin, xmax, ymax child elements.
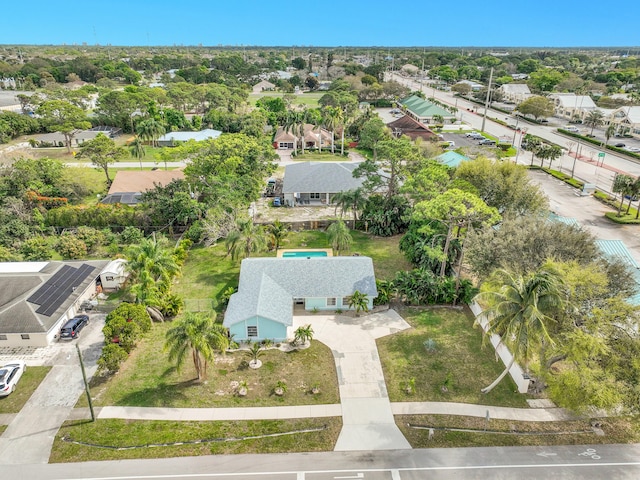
<box><xmin>343</xmin><ymin>297</ymin><xmax>351</xmax><ymax>307</ymax></box>
<box><xmin>105</xmin><ymin>276</ymin><xmax>114</xmax><ymax>282</ymax></box>
<box><xmin>0</xmin><ymin>335</ymin><xmax>7</xmax><ymax>341</ymax></box>
<box><xmin>309</xmin><ymin>193</ymin><xmax>321</xmax><ymax>199</ymax></box>
<box><xmin>21</xmin><ymin>334</ymin><xmax>30</xmax><ymax>340</ymax></box>
<box><xmin>247</xmin><ymin>326</ymin><xmax>258</xmax><ymax>337</ymax></box>
<box><xmin>326</xmin><ymin>297</ymin><xmax>336</xmax><ymax>307</ymax></box>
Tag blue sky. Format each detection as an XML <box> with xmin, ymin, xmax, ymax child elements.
<box><xmin>2</xmin><ymin>0</ymin><xmax>639</xmax><ymax>47</ymax></box>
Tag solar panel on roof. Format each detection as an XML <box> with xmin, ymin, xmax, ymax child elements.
<box><xmin>28</xmin><ymin>264</ymin><xmax>97</xmax><ymax>317</ymax></box>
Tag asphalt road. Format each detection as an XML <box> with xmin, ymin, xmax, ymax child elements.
<box><xmin>4</xmin><ymin>444</ymin><xmax>640</xmax><ymax>479</ymax></box>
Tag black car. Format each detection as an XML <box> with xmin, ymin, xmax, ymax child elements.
<box><xmin>615</xmin><ymin>143</ymin><xmax>626</xmax><ymax>148</ymax></box>
<box><xmin>59</xmin><ymin>315</ymin><xmax>89</xmax><ymax>340</ymax></box>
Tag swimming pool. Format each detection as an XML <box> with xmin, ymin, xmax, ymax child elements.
<box><xmin>281</xmin><ymin>250</ymin><xmax>328</xmax><ymax>258</ymax></box>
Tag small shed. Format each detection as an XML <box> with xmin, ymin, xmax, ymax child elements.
<box><xmin>99</xmin><ymin>259</ymin><xmax>128</xmax><ymax>291</ymax></box>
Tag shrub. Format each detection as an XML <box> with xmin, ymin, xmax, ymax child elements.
<box><xmin>20</xmin><ymin>237</ymin><xmax>53</xmax><ymax>261</ymax></box>
<box><xmin>76</xmin><ymin>226</ymin><xmax>105</xmax><ymax>253</ymax></box>
<box><xmin>55</xmin><ymin>234</ymin><xmax>88</xmax><ymax>259</ymax></box>
<box><xmin>97</xmin><ymin>343</ymin><xmax>128</xmax><ymax>374</ymax></box>
<box><xmin>119</xmin><ymin>226</ymin><xmax>144</xmax><ymax>245</ymax></box>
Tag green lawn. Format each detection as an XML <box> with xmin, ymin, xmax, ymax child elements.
<box><xmin>378</xmin><ymin>307</ymin><xmax>528</xmax><ymax>408</ymax></box>
<box><xmin>397</xmin><ymin>414</ymin><xmax>640</xmax><ymax>448</ymax></box>
<box><xmin>0</xmin><ymin>367</ymin><xmax>51</xmax><ymax>414</ymax></box>
<box><xmin>292</xmin><ymin>151</ymin><xmax>349</xmax><ymax>161</ymax></box>
<box><xmin>249</xmin><ymin>92</ymin><xmax>324</xmax><ymax>108</ymax></box>
<box><xmin>51</xmin><ymin>417</ymin><xmax>342</xmax><ymax>462</ymax></box>
<box><xmin>82</xmin><ymin>322</ymin><xmax>339</xmax><ymax>408</ymax></box>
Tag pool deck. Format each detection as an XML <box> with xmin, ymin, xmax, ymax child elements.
<box><xmin>277</xmin><ymin>248</ymin><xmax>333</xmax><ymax>258</ymax></box>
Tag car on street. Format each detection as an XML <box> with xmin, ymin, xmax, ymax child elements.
<box><xmin>615</xmin><ymin>143</ymin><xmax>626</xmax><ymax>148</ymax></box>
<box><xmin>0</xmin><ymin>360</ymin><xmax>26</xmax><ymax>396</ymax></box>
<box><xmin>564</xmin><ymin>126</ymin><xmax>580</xmax><ymax>133</ymax></box>
<box><xmin>59</xmin><ymin>314</ymin><xmax>89</xmax><ymax>340</ymax></box>
<box><xmin>627</xmin><ymin>147</ymin><xmax>640</xmax><ymax>153</ymax></box>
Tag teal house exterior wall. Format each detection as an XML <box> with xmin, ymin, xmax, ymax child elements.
<box><xmin>305</xmin><ymin>296</ymin><xmax>375</xmax><ymax>311</ymax></box>
<box><xmin>228</xmin><ymin>315</ymin><xmax>288</xmax><ymax>342</ymax></box>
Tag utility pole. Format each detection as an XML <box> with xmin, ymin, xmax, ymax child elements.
<box><xmin>76</xmin><ymin>345</ymin><xmax>95</xmax><ymax>422</ymax></box>
<box><xmin>481</xmin><ymin>67</ymin><xmax>493</xmax><ymax>133</ymax></box>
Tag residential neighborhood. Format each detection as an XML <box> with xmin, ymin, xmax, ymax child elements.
<box><xmin>1</xmin><ymin>41</ymin><xmax>640</xmax><ymax>479</ymax></box>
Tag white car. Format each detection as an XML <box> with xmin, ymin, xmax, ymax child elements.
<box><xmin>626</xmin><ymin>147</ymin><xmax>640</xmax><ymax>153</ymax></box>
<box><xmin>0</xmin><ymin>360</ymin><xmax>26</xmax><ymax>396</ymax></box>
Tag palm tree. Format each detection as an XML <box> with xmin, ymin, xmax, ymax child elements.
<box><xmin>267</xmin><ymin>220</ymin><xmax>289</xmax><ymax>253</ymax></box>
<box><xmin>333</xmin><ymin>188</ymin><xmax>367</xmax><ymax>226</ymax></box>
<box><xmin>474</xmin><ymin>264</ymin><xmax>565</xmax><ymax>394</ymax></box>
<box><xmin>129</xmin><ymin>135</ymin><xmax>146</xmax><ymax>171</ymax></box>
<box><xmin>126</xmin><ymin>236</ymin><xmax>180</xmax><ymax>305</ymax></box>
<box><xmin>165</xmin><ymin>312</ymin><xmax>229</xmax><ymax>381</ymax></box>
<box><xmin>584</xmin><ymin>110</ymin><xmax>604</xmax><ymax>136</ymax></box>
<box><xmin>612</xmin><ymin>173</ymin><xmax>634</xmax><ymax>216</ymax></box>
<box><xmin>604</xmin><ymin>124</ymin><xmax>616</xmax><ymax>147</ymax></box>
<box><xmin>348</xmin><ymin>290</ymin><xmax>370</xmax><ymax>316</ymax></box>
<box><xmin>245</xmin><ymin>342</ymin><xmax>264</xmax><ymax>368</ymax></box>
<box><xmin>293</xmin><ymin>324</ymin><xmax>314</xmax><ymax>346</ymax></box>
<box><xmin>324</xmin><ymin>106</ymin><xmax>341</xmax><ymax>154</ymax></box>
<box><xmin>225</xmin><ymin>218</ymin><xmax>268</xmax><ymax>261</ymax></box>
<box><xmin>326</xmin><ymin>220</ymin><xmax>352</xmax><ymax>256</ymax></box>
<box><xmin>137</xmin><ymin>118</ymin><xmax>166</xmax><ymax>147</ymax></box>
<box><xmin>284</xmin><ymin>111</ymin><xmax>300</xmax><ymax>155</ymax></box>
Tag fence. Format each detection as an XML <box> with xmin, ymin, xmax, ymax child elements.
<box><xmin>468</xmin><ymin>300</ymin><xmax>531</xmax><ymax>394</ymax></box>
<box><xmin>184</xmin><ymin>298</ymin><xmax>216</xmax><ymax>313</ymax></box>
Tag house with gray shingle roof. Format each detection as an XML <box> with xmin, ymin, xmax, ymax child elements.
<box><xmin>282</xmin><ymin>161</ymin><xmax>366</xmax><ymax>206</ymax></box>
<box><xmin>157</xmin><ymin>129</ymin><xmax>221</xmax><ymax>147</ymax></box>
<box><xmin>0</xmin><ymin>260</ymin><xmax>108</xmax><ymax>347</ymax></box>
<box><xmin>224</xmin><ymin>256</ymin><xmax>378</xmax><ymax>341</ymax></box>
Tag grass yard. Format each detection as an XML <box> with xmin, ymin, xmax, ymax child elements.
<box><xmin>249</xmin><ymin>92</ymin><xmax>324</xmax><ymax>108</ymax></box>
<box><xmin>83</xmin><ymin>322</ymin><xmax>339</xmax><ymax>408</ymax></box>
<box><xmin>378</xmin><ymin>307</ymin><xmax>528</xmax><ymax>408</ymax></box>
<box><xmin>396</xmin><ymin>414</ymin><xmax>640</xmax><ymax>448</ymax></box>
<box><xmin>51</xmin><ymin>417</ymin><xmax>342</xmax><ymax>462</ymax></box>
<box><xmin>0</xmin><ymin>366</ymin><xmax>51</xmax><ymax>414</ymax></box>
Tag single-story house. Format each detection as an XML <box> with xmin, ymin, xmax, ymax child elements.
<box><xmin>101</xmin><ymin>170</ymin><xmax>185</xmax><ymax>205</ymax></box>
<box><xmin>0</xmin><ymin>260</ymin><xmax>108</xmax><ymax>347</ymax></box>
<box><xmin>398</xmin><ymin>95</ymin><xmax>456</xmax><ymax>124</ymax></box>
<box><xmin>498</xmin><ymin>84</ymin><xmax>532</xmax><ymax>104</ymax></box>
<box><xmin>273</xmin><ymin>124</ymin><xmax>333</xmax><ymax>150</ymax></box>
<box><xmin>252</xmin><ymin>80</ymin><xmax>276</xmax><ymax>93</ymax></box>
<box><xmin>224</xmin><ymin>256</ymin><xmax>378</xmax><ymax>342</ymax></box>
<box><xmin>157</xmin><ymin>129</ymin><xmax>222</xmax><ymax>147</ymax></box>
<box><xmin>282</xmin><ymin>161</ymin><xmax>366</xmax><ymax>206</ymax></box>
<box><xmin>609</xmin><ymin>106</ymin><xmax>640</xmax><ymax>139</ymax></box>
<box><xmin>455</xmin><ymin>80</ymin><xmax>483</xmax><ymax>92</ymax></box>
<box><xmin>35</xmin><ymin>130</ymin><xmax>103</xmax><ymax>148</ymax></box>
<box><xmin>98</xmin><ymin>259</ymin><xmax>128</xmax><ymax>291</ymax></box>
<box><xmin>436</xmin><ymin>151</ymin><xmax>471</xmax><ymax>168</ymax></box>
<box><xmin>549</xmin><ymin>94</ymin><xmax>597</xmax><ymax>122</ymax></box>
<box><xmin>387</xmin><ymin>115</ymin><xmax>437</xmax><ymax>141</ymax></box>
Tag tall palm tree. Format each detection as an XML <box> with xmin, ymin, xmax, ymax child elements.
<box><xmin>323</xmin><ymin>106</ymin><xmax>341</xmax><ymax>154</ymax></box>
<box><xmin>126</xmin><ymin>236</ymin><xmax>180</xmax><ymax>302</ymax></box>
<box><xmin>326</xmin><ymin>220</ymin><xmax>352</xmax><ymax>256</ymax></box>
<box><xmin>137</xmin><ymin>118</ymin><xmax>166</xmax><ymax>147</ymax></box>
<box><xmin>584</xmin><ymin>110</ymin><xmax>605</xmax><ymax>136</ymax></box>
<box><xmin>129</xmin><ymin>135</ymin><xmax>146</xmax><ymax>171</ymax></box>
<box><xmin>284</xmin><ymin>111</ymin><xmax>300</xmax><ymax>155</ymax></box>
<box><xmin>604</xmin><ymin>124</ymin><xmax>616</xmax><ymax>147</ymax></box>
<box><xmin>267</xmin><ymin>220</ymin><xmax>289</xmax><ymax>253</ymax></box>
<box><xmin>165</xmin><ymin>312</ymin><xmax>229</xmax><ymax>381</ymax></box>
<box><xmin>225</xmin><ymin>218</ymin><xmax>268</xmax><ymax>261</ymax></box>
<box><xmin>333</xmin><ymin>188</ymin><xmax>367</xmax><ymax>226</ymax></box>
<box><xmin>475</xmin><ymin>264</ymin><xmax>565</xmax><ymax>394</ymax></box>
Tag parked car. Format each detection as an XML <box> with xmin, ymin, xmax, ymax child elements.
<box><xmin>627</xmin><ymin>147</ymin><xmax>640</xmax><ymax>153</ymax></box>
<box><xmin>615</xmin><ymin>143</ymin><xmax>626</xmax><ymax>148</ymax></box>
<box><xmin>0</xmin><ymin>360</ymin><xmax>26</xmax><ymax>396</ymax></box>
<box><xmin>59</xmin><ymin>314</ymin><xmax>89</xmax><ymax>340</ymax></box>
<box><xmin>272</xmin><ymin>197</ymin><xmax>282</xmax><ymax>207</ymax></box>
<box><xmin>466</xmin><ymin>132</ymin><xmax>484</xmax><ymax>139</ymax></box>
<box><xmin>479</xmin><ymin>139</ymin><xmax>497</xmax><ymax>146</ymax></box>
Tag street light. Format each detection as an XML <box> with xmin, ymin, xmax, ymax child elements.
<box><xmin>515</xmin><ymin>127</ymin><xmax>527</xmax><ymax>164</ymax></box>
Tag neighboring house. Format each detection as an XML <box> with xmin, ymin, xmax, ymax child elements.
<box><xmin>35</xmin><ymin>130</ymin><xmax>103</xmax><ymax>148</ymax></box>
<box><xmin>511</xmin><ymin>73</ymin><xmax>529</xmax><ymax>81</ymax></box>
<box><xmin>387</xmin><ymin>115</ymin><xmax>437</xmax><ymax>141</ymax></box>
<box><xmin>498</xmin><ymin>83</ymin><xmax>532</xmax><ymax>104</ymax></box>
<box><xmin>0</xmin><ymin>260</ymin><xmax>108</xmax><ymax>347</ymax></box>
<box><xmin>273</xmin><ymin>124</ymin><xmax>333</xmax><ymax>150</ymax></box>
<box><xmin>224</xmin><ymin>256</ymin><xmax>378</xmax><ymax>342</ymax></box>
<box><xmin>252</xmin><ymin>80</ymin><xmax>276</xmax><ymax>93</ymax></box>
<box><xmin>157</xmin><ymin>129</ymin><xmax>221</xmax><ymax>147</ymax></box>
<box><xmin>98</xmin><ymin>259</ymin><xmax>128</xmax><ymax>291</ymax></box>
<box><xmin>398</xmin><ymin>95</ymin><xmax>456</xmax><ymax>124</ymax></box>
<box><xmin>549</xmin><ymin>93</ymin><xmax>597</xmax><ymax>122</ymax></box>
<box><xmin>101</xmin><ymin>170</ymin><xmax>185</xmax><ymax>205</ymax></box>
<box><xmin>436</xmin><ymin>151</ymin><xmax>471</xmax><ymax>168</ymax></box>
<box><xmin>401</xmin><ymin>64</ymin><xmax>420</xmax><ymax>75</ymax></box>
<box><xmin>609</xmin><ymin>106</ymin><xmax>640</xmax><ymax>139</ymax></box>
<box><xmin>282</xmin><ymin>161</ymin><xmax>366</xmax><ymax>206</ymax></box>
<box><xmin>456</xmin><ymin>79</ymin><xmax>483</xmax><ymax>92</ymax></box>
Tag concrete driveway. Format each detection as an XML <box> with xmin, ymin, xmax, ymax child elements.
<box><xmin>0</xmin><ymin>313</ymin><xmax>105</xmax><ymax>464</ymax></box>
<box><xmin>294</xmin><ymin>309</ymin><xmax>412</xmax><ymax>451</ymax></box>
